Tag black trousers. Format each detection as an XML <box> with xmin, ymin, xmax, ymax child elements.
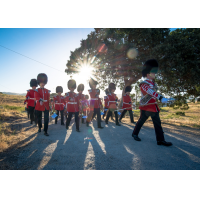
<box><xmin>87</xmin><ymin>108</ymin><xmax>101</xmax><ymax>127</ymax></box>
<box><xmin>119</xmin><ymin>109</ymin><xmax>134</xmax><ymax>122</ymax></box>
<box><xmin>28</xmin><ymin>106</ymin><xmax>35</xmax><ymax>122</ymax></box>
<box><xmin>103</xmin><ymin>107</ymin><xmax>108</xmax><ymax>119</ymax></box>
<box><xmin>34</xmin><ymin>109</ymin><xmax>38</xmax><ymax>125</ymax></box>
<box><xmin>37</xmin><ymin>109</ymin><xmax>49</xmax><ymax>132</ymax></box>
<box><xmin>132</xmin><ymin>110</ymin><xmax>165</xmax><ymax>142</ymax></box>
<box><xmin>55</xmin><ymin>110</ymin><xmax>64</xmax><ymax>124</ymax></box>
<box><xmin>66</xmin><ymin>112</ymin><xmax>79</xmax><ymax>130</ymax></box>
<box><xmin>105</xmin><ymin>109</ymin><xmax>119</xmax><ymax>124</ymax></box>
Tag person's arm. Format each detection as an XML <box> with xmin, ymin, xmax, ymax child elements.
<box><xmin>140</xmin><ymin>83</ymin><xmax>163</xmax><ymax>101</ymax></box>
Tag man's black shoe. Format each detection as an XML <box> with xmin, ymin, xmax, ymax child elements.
<box><xmin>44</xmin><ymin>132</ymin><xmax>49</xmax><ymax>136</ymax></box>
<box><xmin>132</xmin><ymin>134</ymin><xmax>141</xmax><ymax>141</ymax></box>
<box><xmin>105</xmin><ymin>121</ymin><xmax>108</xmax><ymax>124</ymax></box>
<box><xmin>131</xmin><ymin>121</ymin><xmax>136</xmax><ymax>124</ymax></box>
<box><xmin>119</xmin><ymin>119</ymin><xmax>122</xmax><ymax>123</ymax></box>
<box><xmin>55</xmin><ymin>122</ymin><xmax>57</xmax><ymax>124</ymax></box>
<box><xmin>38</xmin><ymin>128</ymin><xmax>41</xmax><ymax>133</ymax></box>
<box><xmin>98</xmin><ymin>126</ymin><xmax>104</xmax><ymax>129</ymax></box>
<box><xmin>116</xmin><ymin>123</ymin><xmax>121</xmax><ymax>126</ymax></box>
<box><xmin>76</xmin><ymin>129</ymin><xmax>81</xmax><ymax>132</ymax></box>
<box><xmin>157</xmin><ymin>141</ymin><xmax>172</xmax><ymax>146</ymax></box>
<box><xmin>66</xmin><ymin>126</ymin><xmax>69</xmax><ymax>129</ymax></box>
<box><xmin>30</xmin><ymin>121</ymin><xmax>33</xmax><ymax>124</ymax></box>
<box><xmin>61</xmin><ymin>123</ymin><xmax>65</xmax><ymax>125</ymax></box>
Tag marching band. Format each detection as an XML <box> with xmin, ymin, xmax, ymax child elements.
<box><xmin>24</xmin><ymin>59</ymin><xmax>172</xmax><ymax>146</ymax></box>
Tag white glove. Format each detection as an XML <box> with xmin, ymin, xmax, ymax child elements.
<box><xmin>161</xmin><ymin>98</ymin><xmax>168</xmax><ymax>103</ymax></box>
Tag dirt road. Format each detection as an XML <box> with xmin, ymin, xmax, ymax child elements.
<box><xmin>1</xmin><ymin>117</ymin><xmax>200</xmax><ymax>170</ymax></box>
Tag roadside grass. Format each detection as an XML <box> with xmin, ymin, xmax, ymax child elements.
<box><xmin>124</xmin><ymin>102</ymin><xmax>200</xmax><ymax>129</ymax></box>
<box><xmin>0</xmin><ymin>94</ymin><xmax>28</xmax><ymax>152</ymax></box>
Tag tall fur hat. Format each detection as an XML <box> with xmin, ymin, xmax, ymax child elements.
<box><xmin>37</xmin><ymin>73</ymin><xmax>48</xmax><ymax>84</ymax></box>
<box><xmin>68</xmin><ymin>79</ymin><xmax>76</xmax><ymax>90</ymax></box>
<box><xmin>125</xmin><ymin>86</ymin><xmax>132</xmax><ymax>93</ymax></box>
<box><xmin>77</xmin><ymin>84</ymin><xmax>84</xmax><ymax>92</ymax></box>
<box><xmin>105</xmin><ymin>88</ymin><xmax>109</xmax><ymax>95</ymax></box>
<box><xmin>89</xmin><ymin>77</ymin><xmax>98</xmax><ymax>89</ymax></box>
<box><xmin>109</xmin><ymin>83</ymin><xmax>116</xmax><ymax>92</ymax></box>
<box><xmin>30</xmin><ymin>79</ymin><xmax>38</xmax><ymax>87</ymax></box>
<box><xmin>85</xmin><ymin>95</ymin><xmax>89</xmax><ymax>100</ymax></box>
<box><xmin>56</xmin><ymin>86</ymin><xmax>63</xmax><ymax>93</ymax></box>
<box><xmin>142</xmin><ymin>59</ymin><xmax>158</xmax><ymax>77</ymax></box>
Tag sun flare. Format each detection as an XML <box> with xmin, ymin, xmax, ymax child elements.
<box><xmin>79</xmin><ymin>64</ymin><xmax>94</xmax><ymax>80</ymax></box>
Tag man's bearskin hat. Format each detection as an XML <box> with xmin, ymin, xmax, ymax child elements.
<box><xmin>105</xmin><ymin>88</ymin><xmax>109</xmax><ymax>95</ymax></box>
<box><xmin>68</xmin><ymin>79</ymin><xmax>76</xmax><ymax>90</ymax></box>
<box><xmin>56</xmin><ymin>86</ymin><xmax>63</xmax><ymax>93</ymax></box>
<box><xmin>89</xmin><ymin>77</ymin><xmax>98</xmax><ymax>89</ymax></box>
<box><xmin>125</xmin><ymin>86</ymin><xmax>132</xmax><ymax>93</ymax></box>
<box><xmin>77</xmin><ymin>84</ymin><xmax>84</xmax><ymax>92</ymax></box>
<box><xmin>85</xmin><ymin>95</ymin><xmax>89</xmax><ymax>100</ymax></box>
<box><xmin>142</xmin><ymin>59</ymin><xmax>158</xmax><ymax>77</ymax></box>
<box><xmin>37</xmin><ymin>73</ymin><xmax>48</xmax><ymax>84</ymax></box>
<box><xmin>30</xmin><ymin>79</ymin><xmax>38</xmax><ymax>87</ymax></box>
<box><xmin>109</xmin><ymin>83</ymin><xmax>116</xmax><ymax>92</ymax></box>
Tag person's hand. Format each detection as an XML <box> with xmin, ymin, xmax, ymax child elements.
<box><xmin>24</xmin><ymin>102</ymin><xmax>26</xmax><ymax>105</ymax></box>
<box><xmin>27</xmin><ymin>96</ymin><xmax>30</xmax><ymax>100</ymax></box>
<box><xmin>161</xmin><ymin>98</ymin><xmax>168</xmax><ymax>103</ymax></box>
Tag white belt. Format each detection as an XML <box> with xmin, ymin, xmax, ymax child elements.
<box><xmin>37</xmin><ymin>99</ymin><xmax>47</xmax><ymax>102</ymax></box>
<box><xmin>109</xmin><ymin>101</ymin><xmax>116</xmax><ymax>103</ymax></box>
<box><xmin>55</xmin><ymin>103</ymin><xmax>63</xmax><ymax>104</ymax></box>
<box><xmin>29</xmin><ymin>98</ymin><xmax>36</xmax><ymax>100</ymax></box>
<box><xmin>90</xmin><ymin>98</ymin><xmax>98</xmax><ymax>100</ymax></box>
<box><xmin>123</xmin><ymin>102</ymin><xmax>130</xmax><ymax>104</ymax></box>
<box><xmin>67</xmin><ymin>102</ymin><xmax>77</xmax><ymax>104</ymax></box>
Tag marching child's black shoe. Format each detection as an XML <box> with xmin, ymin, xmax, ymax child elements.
<box><xmin>132</xmin><ymin>134</ymin><xmax>141</xmax><ymax>141</ymax></box>
<box><xmin>157</xmin><ymin>141</ymin><xmax>172</xmax><ymax>146</ymax></box>
<box><xmin>44</xmin><ymin>132</ymin><xmax>49</xmax><ymax>136</ymax></box>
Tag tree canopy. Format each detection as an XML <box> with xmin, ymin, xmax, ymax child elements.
<box><xmin>65</xmin><ymin>28</ymin><xmax>200</xmax><ymax>98</ymax></box>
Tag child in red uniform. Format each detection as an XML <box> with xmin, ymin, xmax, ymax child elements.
<box><xmin>105</xmin><ymin>83</ymin><xmax>121</xmax><ymax>126</ymax></box>
<box><xmin>82</xmin><ymin>94</ymin><xmax>90</xmax><ymax>121</ymax></box>
<box><xmin>65</xmin><ymin>79</ymin><xmax>80</xmax><ymax>132</ymax></box>
<box><xmin>119</xmin><ymin>86</ymin><xmax>135</xmax><ymax>123</ymax></box>
<box><xmin>77</xmin><ymin>84</ymin><xmax>85</xmax><ymax>124</ymax></box>
<box><xmin>54</xmin><ymin>86</ymin><xmax>65</xmax><ymax>125</ymax></box>
<box><xmin>25</xmin><ymin>79</ymin><xmax>38</xmax><ymax>124</ymax></box>
<box><xmin>132</xmin><ymin>59</ymin><xmax>172</xmax><ymax>146</ymax></box>
<box><xmin>86</xmin><ymin>78</ymin><xmax>104</xmax><ymax>129</ymax></box>
<box><xmin>35</xmin><ymin>73</ymin><xmax>51</xmax><ymax>136</ymax></box>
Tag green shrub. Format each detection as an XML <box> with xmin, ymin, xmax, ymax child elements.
<box><xmin>175</xmin><ymin>112</ymin><xmax>185</xmax><ymax>116</ymax></box>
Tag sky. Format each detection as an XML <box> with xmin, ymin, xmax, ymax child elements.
<box><xmin>0</xmin><ymin>28</ymin><xmax>177</xmax><ymax>97</ymax></box>
<box><xmin>0</xmin><ymin>28</ymin><xmax>96</xmax><ymax>94</ymax></box>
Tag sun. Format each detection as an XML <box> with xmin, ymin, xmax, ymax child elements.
<box><xmin>79</xmin><ymin>64</ymin><xmax>94</xmax><ymax>80</ymax></box>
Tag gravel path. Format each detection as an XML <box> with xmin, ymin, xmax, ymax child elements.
<box><xmin>1</xmin><ymin>117</ymin><xmax>200</xmax><ymax>170</ymax></box>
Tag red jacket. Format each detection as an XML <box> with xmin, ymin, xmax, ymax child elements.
<box><xmin>88</xmin><ymin>89</ymin><xmax>101</xmax><ymax>109</ymax></box>
<box><xmin>139</xmin><ymin>79</ymin><xmax>161</xmax><ymax>112</ymax></box>
<box><xmin>104</xmin><ymin>96</ymin><xmax>109</xmax><ymax>108</ymax></box>
<box><xmin>26</xmin><ymin>89</ymin><xmax>37</xmax><ymax>107</ymax></box>
<box><xmin>35</xmin><ymin>88</ymin><xmax>51</xmax><ymax>111</ymax></box>
<box><xmin>65</xmin><ymin>92</ymin><xmax>79</xmax><ymax>112</ymax></box>
<box><xmin>122</xmin><ymin>94</ymin><xmax>132</xmax><ymax>110</ymax></box>
<box><xmin>107</xmin><ymin>93</ymin><xmax>117</xmax><ymax>110</ymax></box>
<box><xmin>53</xmin><ymin>95</ymin><xmax>65</xmax><ymax>111</ymax></box>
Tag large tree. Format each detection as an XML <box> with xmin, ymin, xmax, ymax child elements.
<box><xmin>154</xmin><ymin>28</ymin><xmax>200</xmax><ymax>98</ymax></box>
<box><xmin>65</xmin><ymin>28</ymin><xmax>170</xmax><ymax>95</ymax></box>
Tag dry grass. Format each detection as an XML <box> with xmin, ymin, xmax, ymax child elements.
<box><xmin>124</xmin><ymin>102</ymin><xmax>200</xmax><ymax>129</ymax></box>
<box><xmin>0</xmin><ymin>93</ymin><xmax>30</xmax><ymax>152</ymax></box>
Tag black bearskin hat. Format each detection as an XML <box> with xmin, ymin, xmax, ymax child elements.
<box><xmin>105</xmin><ymin>88</ymin><xmax>109</xmax><ymax>95</ymax></box>
<box><xmin>37</xmin><ymin>73</ymin><xmax>48</xmax><ymax>84</ymax></box>
<box><xmin>68</xmin><ymin>79</ymin><xmax>76</xmax><ymax>90</ymax></box>
<box><xmin>125</xmin><ymin>86</ymin><xmax>132</xmax><ymax>93</ymax></box>
<box><xmin>142</xmin><ymin>59</ymin><xmax>158</xmax><ymax>77</ymax></box>
<box><xmin>89</xmin><ymin>77</ymin><xmax>98</xmax><ymax>89</ymax></box>
<box><xmin>30</xmin><ymin>79</ymin><xmax>38</xmax><ymax>87</ymax></box>
<box><xmin>77</xmin><ymin>84</ymin><xmax>84</xmax><ymax>92</ymax></box>
<box><xmin>109</xmin><ymin>83</ymin><xmax>116</xmax><ymax>92</ymax></box>
<box><xmin>85</xmin><ymin>95</ymin><xmax>89</xmax><ymax>100</ymax></box>
<box><xmin>56</xmin><ymin>86</ymin><xmax>63</xmax><ymax>93</ymax></box>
